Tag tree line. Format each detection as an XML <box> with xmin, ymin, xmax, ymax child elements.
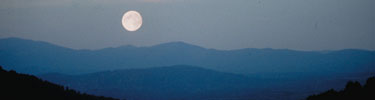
<box><xmin>0</xmin><ymin>66</ymin><xmax>120</xmax><ymax>100</ymax></box>
<box><xmin>307</xmin><ymin>76</ymin><xmax>375</xmax><ymax>100</ymax></box>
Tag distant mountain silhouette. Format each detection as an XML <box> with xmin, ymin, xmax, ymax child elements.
<box><xmin>39</xmin><ymin>65</ymin><xmax>270</xmax><ymax>100</ymax></box>
<box><xmin>1</xmin><ymin>37</ymin><xmax>374</xmax><ymax>75</ymax></box>
<box><xmin>0</xmin><ymin>66</ymin><xmax>118</xmax><ymax>100</ymax></box>
<box><xmin>1</xmin><ymin>37</ymin><xmax>375</xmax><ymax>100</ymax></box>
<box><xmin>306</xmin><ymin>76</ymin><xmax>375</xmax><ymax>100</ymax></box>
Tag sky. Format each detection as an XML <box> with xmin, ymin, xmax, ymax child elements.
<box><xmin>0</xmin><ymin>0</ymin><xmax>374</xmax><ymax>51</ymax></box>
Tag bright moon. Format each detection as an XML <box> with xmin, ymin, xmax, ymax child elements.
<box><xmin>122</xmin><ymin>10</ymin><xmax>142</xmax><ymax>32</ymax></box>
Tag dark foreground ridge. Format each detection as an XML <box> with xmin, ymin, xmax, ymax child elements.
<box><xmin>0</xmin><ymin>66</ymin><xmax>119</xmax><ymax>100</ymax></box>
<box><xmin>307</xmin><ymin>76</ymin><xmax>375</xmax><ymax>100</ymax></box>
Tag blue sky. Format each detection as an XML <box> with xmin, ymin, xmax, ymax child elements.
<box><xmin>0</xmin><ymin>0</ymin><xmax>374</xmax><ymax>50</ymax></box>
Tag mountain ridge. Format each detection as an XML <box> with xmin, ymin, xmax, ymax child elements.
<box><xmin>38</xmin><ymin>65</ymin><xmax>375</xmax><ymax>100</ymax></box>
<box><xmin>38</xmin><ymin>65</ymin><xmax>263</xmax><ymax>100</ymax></box>
<box><xmin>3</xmin><ymin>37</ymin><xmax>374</xmax><ymax>52</ymax></box>
<box><xmin>1</xmin><ymin>37</ymin><xmax>374</xmax><ymax>75</ymax></box>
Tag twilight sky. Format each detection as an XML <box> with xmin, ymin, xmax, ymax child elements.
<box><xmin>0</xmin><ymin>0</ymin><xmax>374</xmax><ymax>51</ymax></box>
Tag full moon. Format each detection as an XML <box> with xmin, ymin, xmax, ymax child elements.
<box><xmin>122</xmin><ymin>10</ymin><xmax>142</xmax><ymax>32</ymax></box>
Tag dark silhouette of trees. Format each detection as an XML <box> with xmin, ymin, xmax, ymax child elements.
<box><xmin>0</xmin><ymin>66</ymin><xmax>119</xmax><ymax>100</ymax></box>
<box><xmin>307</xmin><ymin>76</ymin><xmax>375</xmax><ymax>100</ymax></box>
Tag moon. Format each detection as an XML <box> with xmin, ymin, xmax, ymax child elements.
<box><xmin>122</xmin><ymin>10</ymin><xmax>142</xmax><ymax>32</ymax></box>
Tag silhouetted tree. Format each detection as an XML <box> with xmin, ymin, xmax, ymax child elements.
<box><xmin>0</xmin><ymin>65</ymin><xmax>120</xmax><ymax>100</ymax></box>
<box><xmin>307</xmin><ymin>76</ymin><xmax>375</xmax><ymax>100</ymax></box>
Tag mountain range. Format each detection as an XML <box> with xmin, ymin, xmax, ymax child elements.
<box><xmin>1</xmin><ymin>37</ymin><xmax>374</xmax><ymax>75</ymax></box>
<box><xmin>1</xmin><ymin>37</ymin><xmax>375</xmax><ymax>100</ymax></box>
<box><xmin>37</xmin><ymin>65</ymin><xmax>375</xmax><ymax>100</ymax></box>
<box><xmin>39</xmin><ymin>65</ymin><xmax>263</xmax><ymax>100</ymax></box>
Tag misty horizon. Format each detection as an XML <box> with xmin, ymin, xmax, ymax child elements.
<box><xmin>2</xmin><ymin>37</ymin><xmax>375</xmax><ymax>52</ymax></box>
